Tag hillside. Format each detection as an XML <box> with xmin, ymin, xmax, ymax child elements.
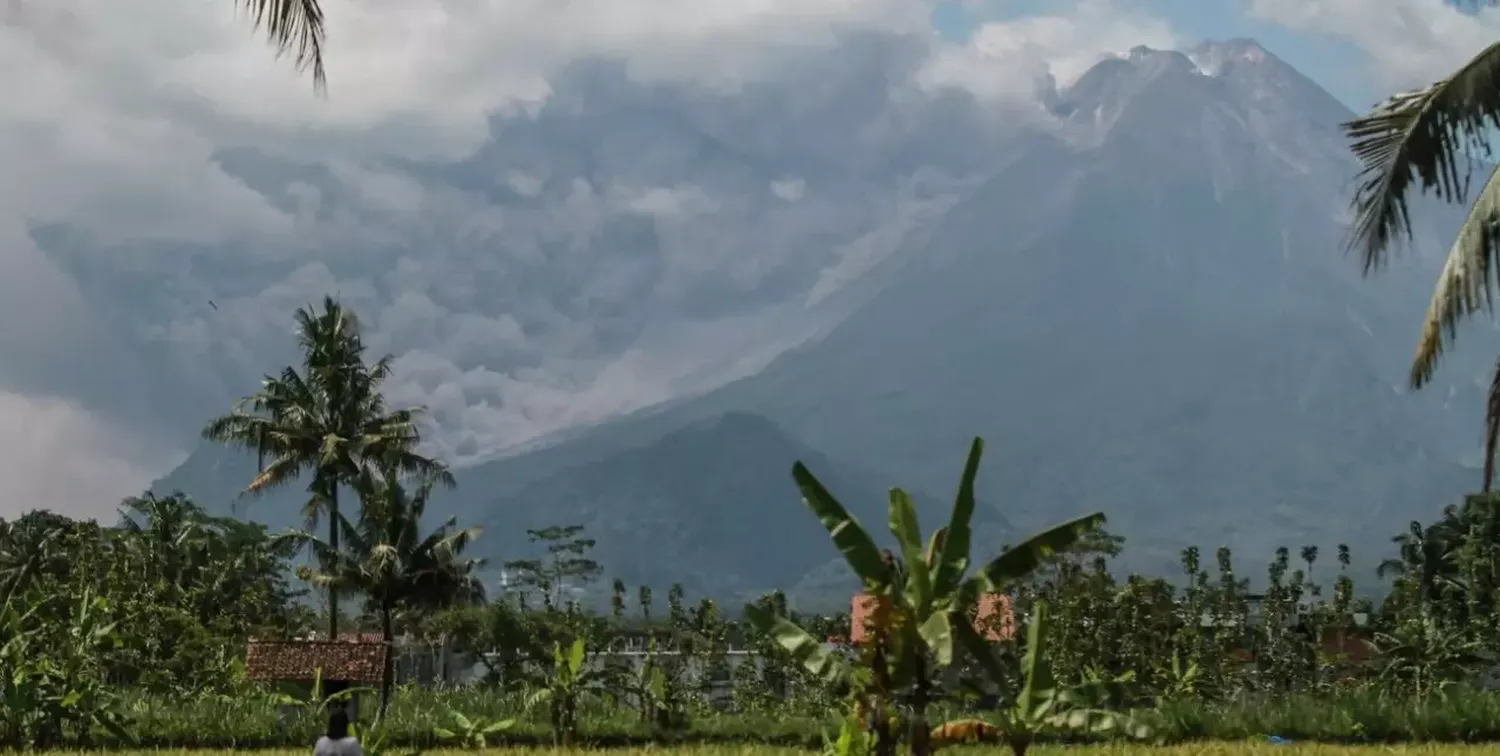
<box><xmin>433</xmin><ymin>42</ymin><xmax>1490</xmax><ymax>579</ymax></box>
<box><xmin>154</xmin><ymin>411</ymin><xmax>1012</xmax><ymax>605</ymax></box>
<box><xmin>156</xmin><ymin>39</ymin><xmax>1494</xmax><ymax>587</ymax></box>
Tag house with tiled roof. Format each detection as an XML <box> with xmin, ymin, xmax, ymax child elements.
<box><xmin>245</xmin><ymin>633</ymin><xmax>389</xmax><ymax>721</ymax></box>
<box><xmin>849</xmin><ymin>591</ymin><xmax>1015</xmax><ymax>645</ymax></box>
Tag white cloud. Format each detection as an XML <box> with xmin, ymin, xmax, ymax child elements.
<box><xmin>771</xmin><ymin>177</ymin><xmax>807</xmax><ymax>202</ymax></box>
<box><xmin>0</xmin><ymin>0</ymin><xmax>920</xmax><ymax>258</ymax></box>
<box><xmin>617</xmin><ymin>184</ymin><xmax>721</xmax><ymax>220</ymax></box>
<box><xmin>137</xmin><ymin>0</ymin><xmax>924</xmax><ymax>159</ymax></box>
<box><xmin>915</xmin><ymin>0</ymin><xmax>1179</xmax><ymax>100</ymax></box>
<box><xmin>506</xmin><ymin>171</ymin><xmax>544</xmax><ymax>198</ymax></box>
<box><xmin>1246</xmin><ymin>0</ymin><xmax>1500</xmax><ymax>91</ymax></box>
<box><xmin>0</xmin><ymin>391</ymin><xmax>179</xmax><ymax>522</ymax></box>
<box><xmin>0</xmin><ymin>0</ymin><xmax>1184</xmax><ymax>520</ymax></box>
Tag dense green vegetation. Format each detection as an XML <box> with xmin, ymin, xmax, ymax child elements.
<box><xmin>31</xmin><ymin>747</ymin><xmax>1500</xmax><ymax>756</ymax></box>
<box><xmin>8</xmin><ymin>299</ymin><xmax>1500</xmax><ymax>755</ymax></box>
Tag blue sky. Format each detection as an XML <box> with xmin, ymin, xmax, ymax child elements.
<box><xmin>931</xmin><ymin>0</ymin><xmax>1384</xmax><ymax>110</ymax></box>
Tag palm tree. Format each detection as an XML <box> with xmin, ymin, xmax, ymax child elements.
<box><xmin>281</xmin><ymin>464</ymin><xmax>486</xmax><ymax>715</ymax></box>
<box><xmin>1343</xmin><ymin>36</ymin><xmax>1500</xmax><ymax>487</ymax></box>
<box><xmin>203</xmin><ymin>296</ymin><xmax>453</xmax><ymax>640</ymax></box>
<box><xmin>0</xmin><ymin>518</ymin><xmax>64</xmax><ymax>606</ymax></box>
<box><xmin>0</xmin><ymin>511</ymin><xmax>77</xmax><ymax>598</ymax></box>
<box><xmin>1378</xmin><ymin>496</ymin><xmax>1500</xmax><ymax>621</ymax></box>
<box><xmin>239</xmin><ymin>0</ymin><xmax>328</xmax><ymax>92</ymax></box>
<box><xmin>117</xmin><ymin>491</ymin><xmax>213</xmax><ymax>588</ymax></box>
<box><xmin>1378</xmin><ymin>519</ymin><xmax>1459</xmax><ymax>605</ymax></box>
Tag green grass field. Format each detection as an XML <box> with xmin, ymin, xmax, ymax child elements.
<box><xmin>50</xmin><ymin>746</ymin><xmax>1500</xmax><ymax>756</ymax></box>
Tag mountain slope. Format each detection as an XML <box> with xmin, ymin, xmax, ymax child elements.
<box><xmin>476</xmin><ymin>411</ymin><xmax>1011</xmax><ymax>603</ymax></box>
<box><xmin>156</xmin><ymin>39</ymin><xmax>1493</xmax><ymax>585</ymax></box>
<box><xmin>446</xmin><ymin>42</ymin><xmax>1490</xmax><ymax>579</ymax></box>
<box><xmin>153</xmin><ymin>411</ymin><xmax>1012</xmax><ymax>604</ymax></box>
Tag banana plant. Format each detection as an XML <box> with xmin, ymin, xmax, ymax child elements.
<box><xmin>819</xmin><ymin>664</ymin><xmax>879</xmax><ymax>756</ymax></box>
<box><xmin>617</xmin><ymin>635</ymin><xmax>684</xmax><ymax>729</ymax></box>
<box><xmin>976</xmin><ymin>600</ymin><xmax>1150</xmax><ymax>756</ymax></box>
<box><xmin>524</xmin><ymin>637</ymin><xmax>611</xmax><ymax>746</ymax></box>
<box><xmin>0</xmin><ymin>588</ymin><xmax>134</xmax><ymax>749</ymax></box>
<box><xmin>744</xmin><ymin>437</ymin><xmax>1106</xmax><ymax>756</ymax></box>
<box><xmin>823</xmin><ymin>707</ymin><xmax>876</xmax><ymax>756</ymax></box>
<box><xmin>431</xmin><ymin>709</ymin><xmax>515</xmax><ymax>749</ymax></box>
<box><xmin>262</xmin><ymin>666</ymin><xmax>372</xmax><ymax>723</ymax></box>
<box><xmin>645</xmin><ymin>662</ymin><xmax>690</xmax><ymax>731</ymax></box>
<box><xmin>351</xmin><ymin>720</ymin><xmax>423</xmax><ymax>756</ymax></box>
<box><xmin>1155</xmin><ymin>651</ymin><xmax>1201</xmax><ymax>704</ymax></box>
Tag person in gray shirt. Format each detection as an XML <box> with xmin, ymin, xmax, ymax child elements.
<box><xmin>314</xmin><ymin>707</ymin><xmax>363</xmax><ymax>756</ymax></box>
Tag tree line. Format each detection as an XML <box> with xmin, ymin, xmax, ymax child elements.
<box><xmin>7</xmin><ymin>298</ymin><xmax>1500</xmax><ymax>753</ymax></box>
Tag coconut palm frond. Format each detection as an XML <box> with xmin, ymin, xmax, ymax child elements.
<box><xmin>1412</xmin><ymin>164</ymin><xmax>1500</xmax><ymax>386</ymax></box>
<box><xmin>1344</xmin><ymin>40</ymin><xmax>1500</xmax><ymax>385</ymax></box>
<box><xmin>246</xmin><ymin>453</ymin><xmax>307</xmax><ymax>496</ymax></box>
<box><xmin>238</xmin><ymin>0</ymin><xmax>328</xmax><ymax>93</ymax></box>
<box><xmin>1346</xmin><ymin>41</ymin><xmax>1500</xmax><ymax>268</ymax></box>
<box><xmin>298</xmin><ymin>462</ymin><xmax>485</xmax><ymax>612</ymax></box>
<box><xmin>202</xmin><ymin>296</ymin><xmax>454</xmax><ymax>641</ymax></box>
<box><xmin>1376</xmin><ymin>557</ymin><xmax>1408</xmax><ymax>579</ymax></box>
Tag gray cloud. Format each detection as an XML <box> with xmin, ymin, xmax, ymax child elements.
<box><xmin>0</xmin><ymin>0</ymin><xmax>1191</xmax><ymax>520</ymax></box>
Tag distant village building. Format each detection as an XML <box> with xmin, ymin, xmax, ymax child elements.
<box><xmin>848</xmin><ymin>591</ymin><xmax>1016</xmax><ymax>645</ymax></box>
<box><xmin>245</xmin><ymin>633</ymin><xmax>388</xmax><ymax>722</ymax></box>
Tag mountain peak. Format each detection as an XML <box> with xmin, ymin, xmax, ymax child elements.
<box><xmin>1186</xmin><ymin>38</ymin><xmax>1281</xmax><ymax>77</ymax></box>
<box><xmin>1051</xmin><ymin>36</ymin><xmax>1352</xmax><ymax>155</ymax></box>
<box><xmin>1100</xmin><ymin>38</ymin><xmax>1284</xmax><ymax>81</ymax></box>
<box><xmin>1120</xmin><ymin>45</ymin><xmax>1198</xmax><ymax>78</ymax></box>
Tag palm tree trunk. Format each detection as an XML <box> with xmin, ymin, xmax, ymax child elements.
<box><xmin>327</xmin><ymin>481</ymin><xmax>340</xmax><ymax>640</ymax></box>
<box><xmin>380</xmin><ymin>604</ymin><xmax>395</xmax><ymax>718</ymax></box>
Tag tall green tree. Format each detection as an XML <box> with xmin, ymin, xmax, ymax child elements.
<box><xmin>503</xmin><ymin>525</ymin><xmax>604</xmax><ymax>610</ymax></box>
<box><xmin>0</xmin><ymin>516</ymin><xmax>64</xmax><ymax>602</ymax></box>
<box><xmin>0</xmin><ymin>504</ymin><xmax>308</xmax><ymax>696</ymax></box>
<box><xmin>1379</xmin><ymin>519</ymin><xmax>1460</xmax><ymax>605</ymax></box>
<box><xmin>282</xmin><ymin>463</ymin><xmax>486</xmax><ymax>715</ymax></box>
<box><xmin>117</xmin><ymin>492</ymin><xmax>212</xmax><ymax>589</ymax></box>
<box><xmin>1379</xmin><ymin>495</ymin><xmax>1500</xmax><ymax>628</ymax></box>
<box><xmin>0</xmin><ymin>512</ymin><xmax>88</xmax><ymax>600</ymax></box>
<box><xmin>115</xmin><ymin>492</ymin><xmax>308</xmax><ymax>639</ymax></box>
<box><xmin>202</xmin><ymin>296</ymin><xmax>452</xmax><ymax>639</ymax></box>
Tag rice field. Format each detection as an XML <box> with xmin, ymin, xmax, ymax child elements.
<box><xmin>48</xmin><ymin>746</ymin><xmax>1500</xmax><ymax>756</ymax></box>
<box><xmin>100</xmin><ymin>686</ymin><xmax>1500</xmax><ymax>749</ymax></box>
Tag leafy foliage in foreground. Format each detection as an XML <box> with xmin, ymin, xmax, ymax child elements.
<box><xmin>43</xmin><ymin>684</ymin><xmax>1500</xmax><ymax>748</ymax></box>
<box><xmin>32</xmin><ymin>746</ymin><xmax>1500</xmax><ymax>756</ymax></box>
<box><xmin>13</xmin><ymin>455</ymin><xmax>1500</xmax><ymax>749</ymax></box>
<box><xmin>11</xmin><ymin>300</ymin><xmax>1500</xmax><ymax>751</ymax></box>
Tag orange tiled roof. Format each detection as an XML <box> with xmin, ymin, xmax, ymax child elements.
<box><xmin>850</xmin><ymin>591</ymin><xmax>1015</xmax><ymax>644</ymax></box>
<box><xmin>245</xmin><ymin>634</ymin><xmax>389</xmax><ymax>683</ymax></box>
<box><xmin>298</xmin><ymin>632</ymin><xmax>385</xmax><ymax>643</ymax></box>
<box><xmin>974</xmin><ymin>593</ymin><xmax>1015</xmax><ymax>641</ymax></box>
